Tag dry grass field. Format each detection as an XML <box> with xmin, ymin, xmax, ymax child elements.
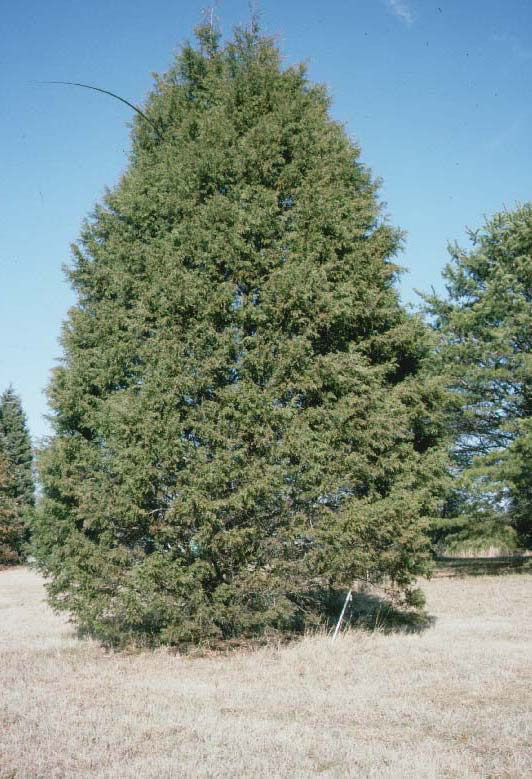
<box><xmin>1</xmin><ymin>567</ymin><xmax>530</xmax><ymax>778</ymax></box>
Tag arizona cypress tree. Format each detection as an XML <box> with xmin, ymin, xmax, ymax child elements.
<box><xmin>0</xmin><ymin>387</ymin><xmax>33</xmax><ymax>562</ymax></box>
<box><xmin>33</xmin><ymin>22</ymin><xmax>445</xmax><ymax>646</ymax></box>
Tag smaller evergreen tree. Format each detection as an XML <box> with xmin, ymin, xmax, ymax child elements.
<box><xmin>0</xmin><ymin>451</ymin><xmax>25</xmax><ymax>563</ymax></box>
<box><xmin>0</xmin><ymin>387</ymin><xmax>34</xmax><ymax>561</ymax></box>
<box><xmin>423</xmin><ymin>203</ymin><xmax>532</xmax><ymax>550</ymax></box>
<box><xmin>0</xmin><ymin>387</ymin><xmax>34</xmax><ymax>507</ymax></box>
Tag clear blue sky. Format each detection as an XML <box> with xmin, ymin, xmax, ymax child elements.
<box><xmin>1</xmin><ymin>0</ymin><xmax>531</xmax><ymax>442</ymax></box>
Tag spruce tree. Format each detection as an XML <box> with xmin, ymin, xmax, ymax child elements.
<box><xmin>424</xmin><ymin>204</ymin><xmax>532</xmax><ymax>549</ymax></box>
<box><xmin>0</xmin><ymin>386</ymin><xmax>35</xmax><ymax>508</ymax></box>
<box><xmin>33</xmin><ymin>22</ymin><xmax>446</xmax><ymax>646</ymax></box>
<box><xmin>0</xmin><ymin>452</ymin><xmax>23</xmax><ymax>563</ymax></box>
<box><xmin>0</xmin><ymin>387</ymin><xmax>34</xmax><ymax>562</ymax></box>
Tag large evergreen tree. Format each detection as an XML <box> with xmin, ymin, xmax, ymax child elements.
<box><xmin>424</xmin><ymin>203</ymin><xmax>532</xmax><ymax>549</ymax></box>
<box><xmin>33</xmin><ymin>22</ymin><xmax>446</xmax><ymax>646</ymax></box>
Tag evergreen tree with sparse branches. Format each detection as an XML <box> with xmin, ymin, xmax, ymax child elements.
<box><xmin>423</xmin><ymin>203</ymin><xmax>532</xmax><ymax>550</ymax></box>
<box><xmin>0</xmin><ymin>387</ymin><xmax>34</xmax><ymax>562</ymax></box>
<box><xmin>32</xmin><ymin>20</ymin><xmax>447</xmax><ymax>646</ymax></box>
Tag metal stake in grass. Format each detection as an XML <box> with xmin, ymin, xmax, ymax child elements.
<box><xmin>332</xmin><ymin>588</ymin><xmax>352</xmax><ymax>642</ymax></box>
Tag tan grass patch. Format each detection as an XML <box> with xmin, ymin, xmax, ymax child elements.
<box><xmin>1</xmin><ymin>568</ymin><xmax>531</xmax><ymax>778</ymax></box>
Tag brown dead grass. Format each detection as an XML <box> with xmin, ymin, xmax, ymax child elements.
<box><xmin>1</xmin><ymin>568</ymin><xmax>530</xmax><ymax>778</ymax></box>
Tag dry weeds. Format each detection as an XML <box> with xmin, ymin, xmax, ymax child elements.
<box><xmin>1</xmin><ymin>568</ymin><xmax>530</xmax><ymax>778</ymax></box>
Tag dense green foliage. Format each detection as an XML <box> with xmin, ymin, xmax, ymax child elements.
<box><xmin>33</xmin><ymin>24</ymin><xmax>446</xmax><ymax>646</ymax></box>
<box><xmin>0</xmin><ymin>386</ymin><xmax>35</xmax><ymax>507</ymax></box>
<box><xmin>0</xmin><ymin>454</ymin><xmax>23</xmax><ymax>563</ymax></box>
<box><xmin>0</xmin><ymin>387</ymin><xmax>34</xmax><ymax>562</ymax></box>
<box><xmin>424</xmin><ymin>204</ymin><xmax>532</xmax><ymax>549</ymax></box>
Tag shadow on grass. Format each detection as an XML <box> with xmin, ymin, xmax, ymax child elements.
<box><xmin>72</xmin><ymin>581</ymin><xmax>439</xmax><ymax>656</ymax></box>
<box><xmin>173</xmin><ymin>588</ymin><xmax>437</xmax><ymax>656</ymax></box>
<box><xmin>434</xmin><ymin>555</ymin><xmax>532</xmax><ymax>578</ymax></box>
<box><xmin>320</xmin><ymin>587</ymin><xmax>436</xmax><ymax>636</ymax></box>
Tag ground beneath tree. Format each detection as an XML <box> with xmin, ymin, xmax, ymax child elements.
<box><xmin>0</xmin><ymin>567</ymin><xmax>530</xmax><ymax>778</ymax></box>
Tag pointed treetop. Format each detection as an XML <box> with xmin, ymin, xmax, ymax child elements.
<box><xmin>197</xmin><ymin>2</ymin><xmax>222</xmax><ymax>55</ymax></box>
